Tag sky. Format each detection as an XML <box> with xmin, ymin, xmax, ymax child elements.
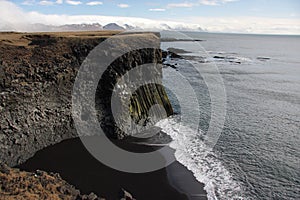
<box><xmin>0</xmin><ymin>0</ymin><xmax>300</xmax><ymax>34</ymax></box>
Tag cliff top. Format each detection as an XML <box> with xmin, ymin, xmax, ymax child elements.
<box><xmin>0</xmin><ymin>31</ymin><xmax>121</xmax><ymax>47</ymax></box>
<box><xmin>0</xmin><ymin>31</ymin><xmax>160</xmax><ymax>47</ymax></box>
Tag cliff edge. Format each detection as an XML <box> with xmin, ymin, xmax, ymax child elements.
<box><xmin>0</xmin><ymin>31</ymin><xmax>173</xmax><ymax>167</ymax></box>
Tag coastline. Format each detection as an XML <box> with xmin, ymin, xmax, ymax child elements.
<box><xmin>17</xmin><ymin>137</ymin><xmax>207</xmax><ymax>200</ymax></box>
<box><xmin>1</xmin><ymin>31</ymin><xmax>207</xmax><ymax>199</ymax></box>
<box><xmin>167</xmin><ymin>162</ymin><xmax>208</xmax><ymax>200</ymax></box>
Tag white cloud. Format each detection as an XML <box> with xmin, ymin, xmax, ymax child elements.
<box><xmin>86</xmin><ymin>1</ymin><xmax>103</xmax><ymax>6</ymax></box>
<box><xmin>222</xmin><ymin>0</ymin><xmax>238</xmax><ymax>3</ymax></box>
<box><xmin>199</xmin><ymin>0</ymin><xmax>219</xmax><ymax>6</ymax></box>
<box><xmin>0</xmin><ymin>1</ymin><xmax>299</xmax><ymax>35</ymax></box>
<box><xmin>199</xmin><ymin>0</ymin><xmax>238</xmax><ymax>5</ymax></box>
<box><xmin>167</xmin><ymin>3</ymin><xmax>195</xmax><ymax>8</ymax></box>
<box><xmin>149</xmin><ymin>8</ymin><xmax>166</xmax><ymax>12</ymax></box>
<box><xmin>167</xmin><ymin>0</ymin><xmax>238</xmax><ymax>8</ymax></box>
<box><xmin>65</xmin><ymin>0</ymin><xmax>82</xmax><ymax>5</ymax></box>
<box><xmin>183</xmin><ymin>16</ymin><xmax>300</xmax><ymax>34</ymax></box>
<box><xmin>22</xmin><ymin>0</ymin><xmax>35</xmax><ymax>5</ymax></box>
<box><xmin>117</xmin><ymin>3</ymin><xmax>130</xmax><ymax>8</ymax></box>
<box><xmin>38</xmin><ymin>0</ymin><xmax>65</xmax><ymax>6</ymax></box>
<box><xmin>199</xmin><ymin>0</ymin><xmax>238</xmax><ymax>6</ymax></box>
<box><xmin>38</xmin><ymin>0</ymin><xmax>55</xmax><ymax>5</ymax></box>
<box><xmin>0</xmin><ymin>1</ymin><xmax>30</xmax><ymax>31</ymax></box>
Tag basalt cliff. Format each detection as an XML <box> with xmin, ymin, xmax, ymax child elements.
<box><xmin>0</xmin><ymin>31</ymin><xmax>173</xmax><ymax>199</ymax></box>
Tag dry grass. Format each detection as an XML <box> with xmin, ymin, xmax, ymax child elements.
<box><xmin>0</xmin><ymin>168</ymin><xmax>75</xmax><ymax>200</ymax></box>
<box><xmin>0</xmin><ymin>31</ymin><xmax>160</xmax><ymax>48</ymax></box>
<box><xmin>0</xmin><ymin>31</ymin><xmax>121</xmax><ymax>47</ymax></box>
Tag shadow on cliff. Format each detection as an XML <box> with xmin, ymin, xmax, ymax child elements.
<box><xmin>17</xmin><ymin>137</ymin><xmax>188</xmax><ymax>200</ymax></box>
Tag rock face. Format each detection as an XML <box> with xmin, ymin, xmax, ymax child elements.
<box><xmin>0</xmin><ymin>31</ymin><xmax>173</xmax><ymax>166</ymax></box>
<box><xmin>92</xmin><ymin>37</ymin><xmax>173</xmax><ymax>139</ymax></box>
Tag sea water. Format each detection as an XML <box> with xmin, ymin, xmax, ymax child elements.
<box><xmin>158</xmin><ymin>32</ymin><xmax>300</xmax><ymax>200</ymax></box>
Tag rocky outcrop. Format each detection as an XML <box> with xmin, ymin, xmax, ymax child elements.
<box><xmin>119</xmin><ymin>188</ymin><xmax>135</xmax><ymax>200</ymax></box>
<box><xmin>0</xmin><ymin>161</ymin><xmax>104</xmax><ymax>200</ymax></box>
<box><xmin>0</xmin><ymin>31</ymin><xmax>173</xmax><ymax>166</ymax></box>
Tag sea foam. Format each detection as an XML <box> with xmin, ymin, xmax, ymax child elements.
<box><xmin>156</xmin><ymin>117</ymin><xmax>248</xmax><ymax>200</ymax></box>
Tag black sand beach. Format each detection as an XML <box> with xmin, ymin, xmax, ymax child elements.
<box><xmin>17</xmin><ymin>137</ymin><xmax>207</xmax><ymax>200</ymax></box>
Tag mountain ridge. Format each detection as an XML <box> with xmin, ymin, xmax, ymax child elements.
<box><xmin>0</xmin><ymin>22</ymin><xmax>204</xmax><ymax>32</ymax></box>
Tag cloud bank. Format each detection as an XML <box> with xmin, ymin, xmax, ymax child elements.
<box><xmin>0</xmin><ymin>0</ymin><xmax>299</xmax><ymax>34</ymax></box>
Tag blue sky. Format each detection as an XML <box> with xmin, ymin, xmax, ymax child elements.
<box><xmin>1</xmin><ymin>0</ymin><xmax>300</xmax><ymax>34</ymax></box>
<box><xmin>15</xmin><ymin>0</ymin><xmax>300</xmax><ymax>19</ymax></box>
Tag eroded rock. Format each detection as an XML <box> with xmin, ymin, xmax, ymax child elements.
<box><xmin>0</xmin><ymin>32</ymin><xmax>173</xmax><ymax>166</ymax></box>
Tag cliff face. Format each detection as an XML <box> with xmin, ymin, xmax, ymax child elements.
<box><xmin>0</xmin><ymin>32</ymin><xmax>173</xmax><ymax>167</ymax></box>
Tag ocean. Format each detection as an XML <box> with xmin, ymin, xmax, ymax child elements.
<box><xmin>158</xmin><ymin>32</ymin><xmax>300</xmax><ymax>199</ymax></box>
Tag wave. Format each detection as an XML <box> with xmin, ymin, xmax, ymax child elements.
<box><xmin>156</xmin><ymin>117</ymin><xmax>248</xmax><ymax>200</ymax></box>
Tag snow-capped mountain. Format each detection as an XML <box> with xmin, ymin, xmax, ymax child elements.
<box><xmin>0</xmin><ymin>21</ymin><xmax>204</xmax><ymax>32</ymax></box>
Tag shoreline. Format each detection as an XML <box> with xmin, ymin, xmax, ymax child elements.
<box><xmin>17</xmin><ymin>137</ymin><xmax>207</xmax><ymax>200</ymax></box>
<box><xmin>0</xmin><ymin>31</ymin><xmax>207</xmax><ymax>199</ymax></box>
<box><xmin>167</xmin><ymin>162</ymin><xmax>208</xmax><ymax>200</ymax></box>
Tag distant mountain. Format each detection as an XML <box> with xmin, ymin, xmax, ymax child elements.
<box><xmin>160</xmin><ymin>24</ymin><xmax>172</xmax><ymax>30</ymax></box>
<box><xmin>0</xmin><ymin>22</ymin><xmax>204</xmax><ymax>32</ymax></box>
<box><xmin>103</xmin><ymin>23</ymin><xmax>125</xmax><ymax>30</ymax></box>
<box><xmin>10</xmin><ymin>23</ymin><xmax>104</xmax><ymax>32</ymax></box>
<box><xmin>124</xmin><ymin>24</ymin><xmax>136</xmax><ymax>30</ymax></box>
<box><xmin>58</xmin><ymin>23</ymin><xmax>103</xmax><ymax>31</ymax></box>
<box><xmin>173</xmin><ymin>26</ymin><xmax>204</xmax><ymax>32</ymax></box>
